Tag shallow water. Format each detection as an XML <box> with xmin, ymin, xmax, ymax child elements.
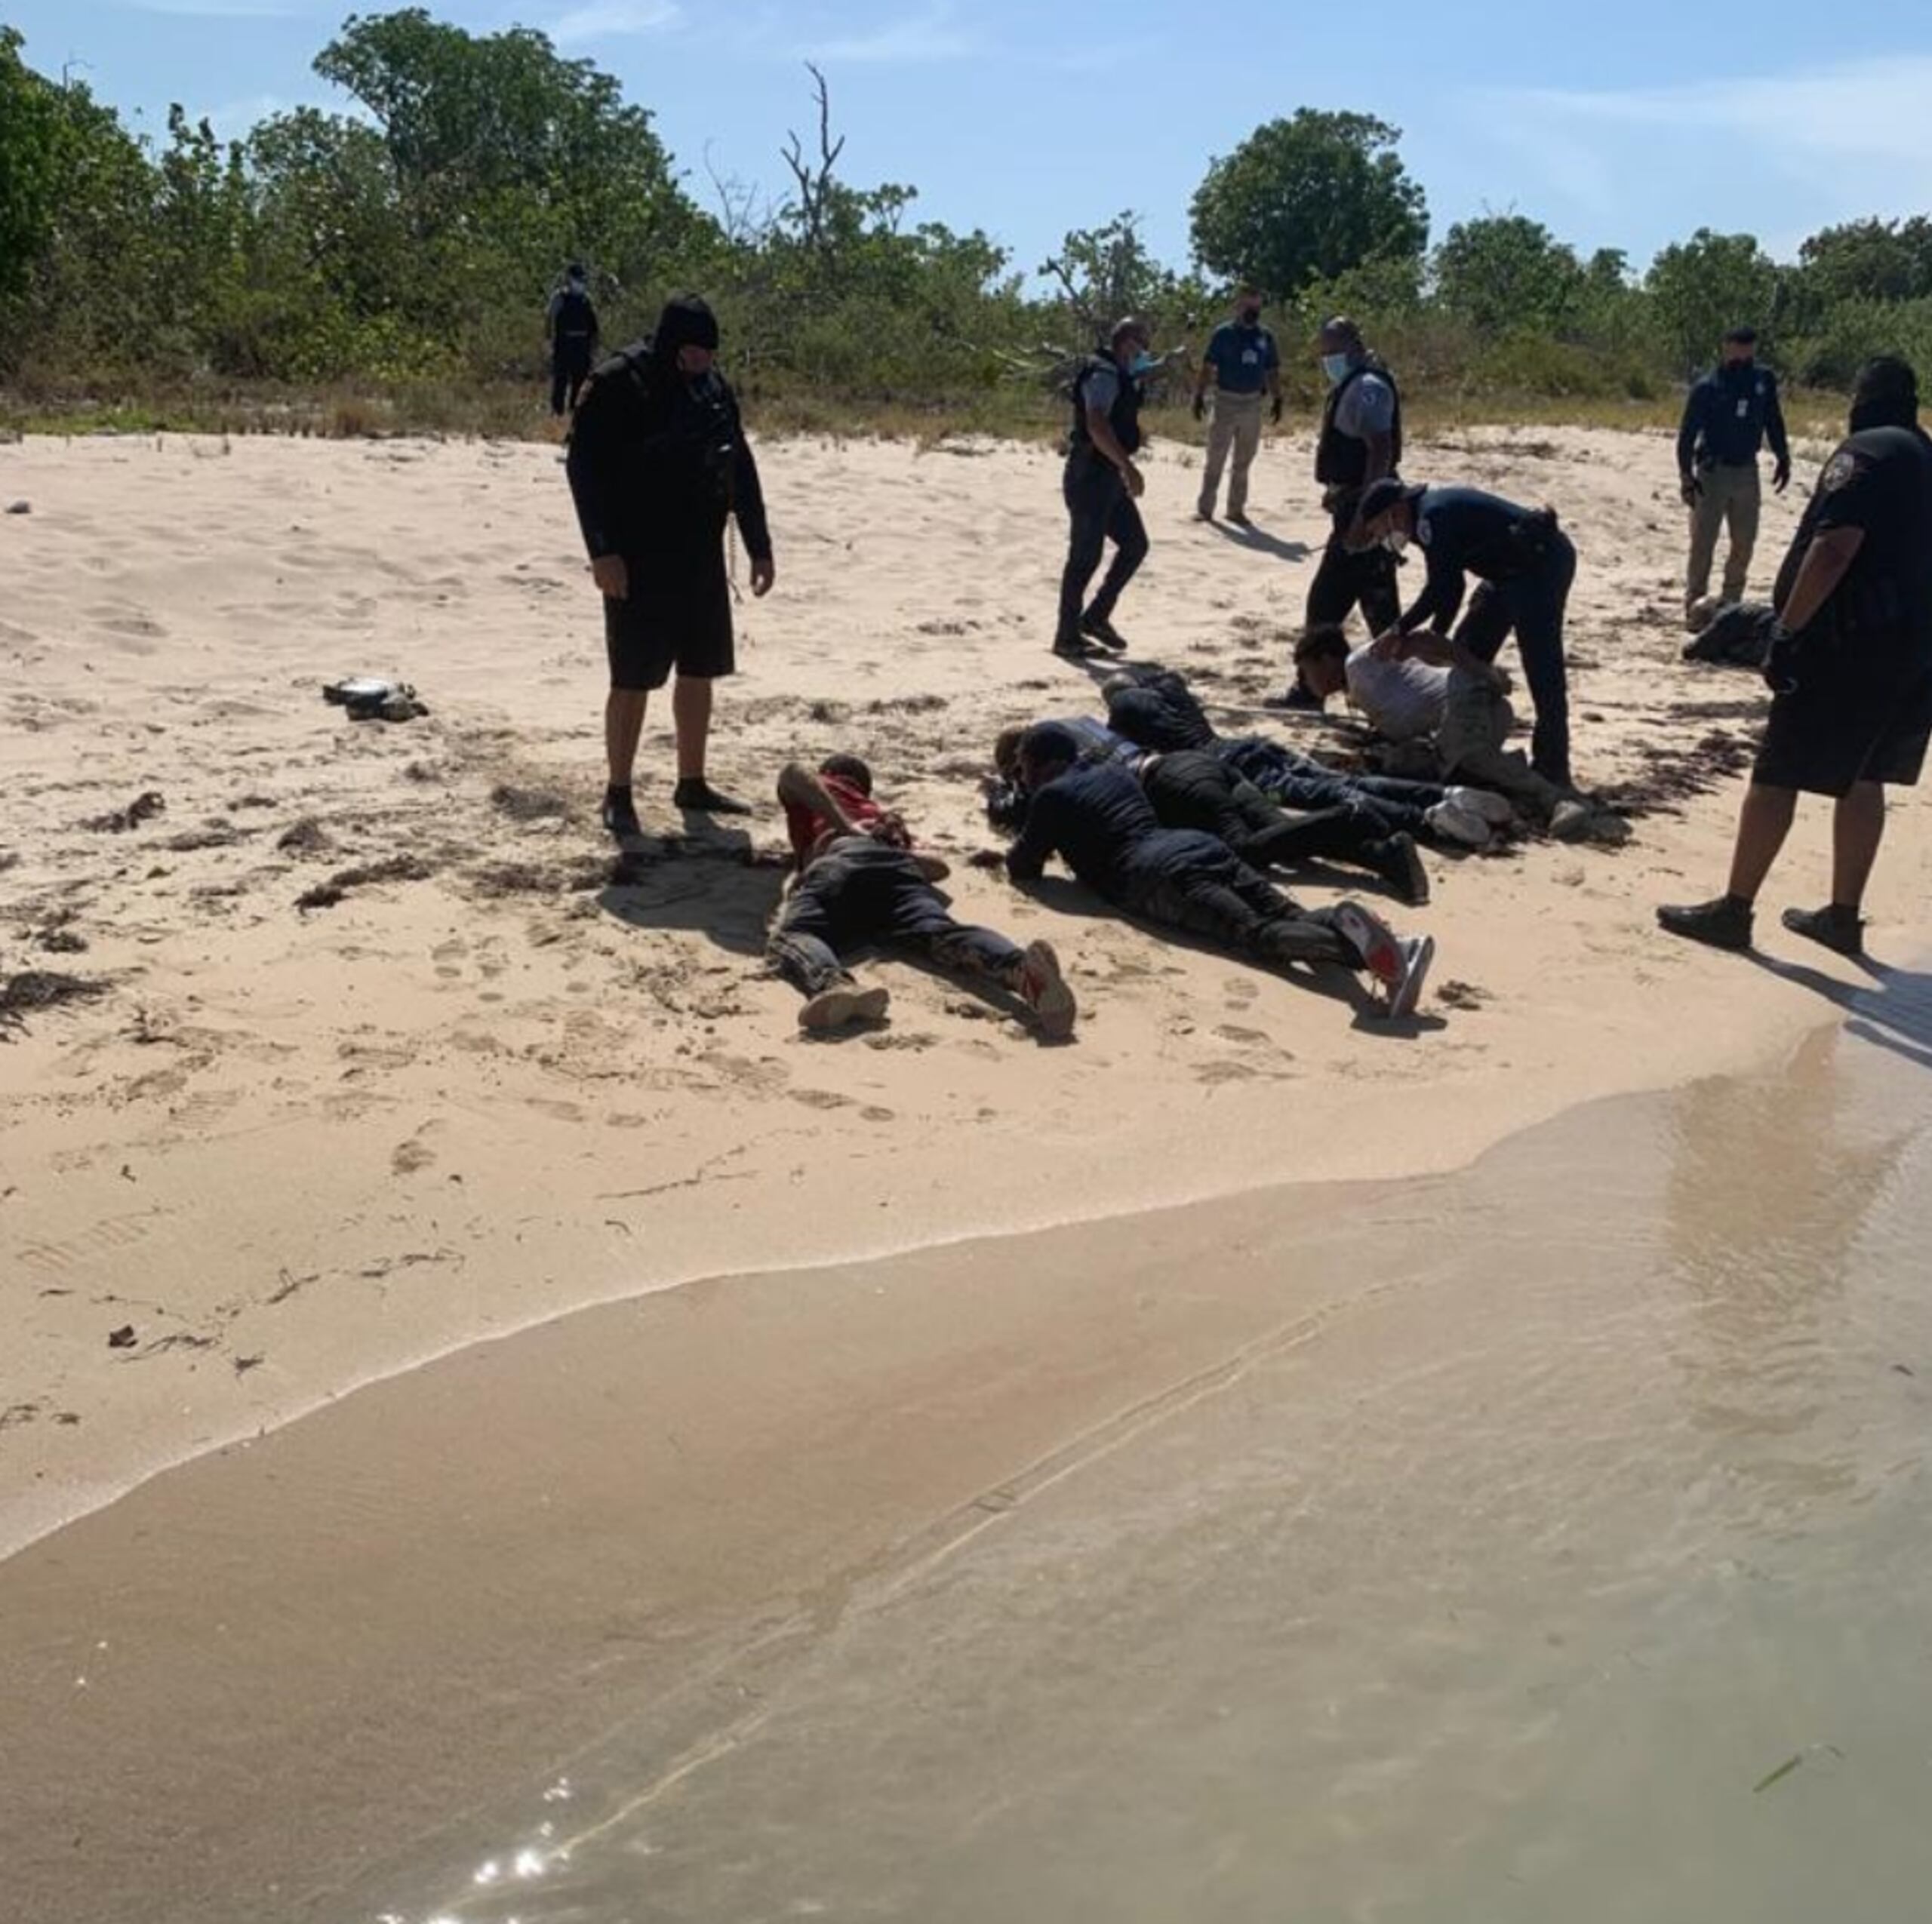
<box><xmin>5</xmin><ymin>971</ymin><xmax>1932</xmax><ymax>1924</ymax></box>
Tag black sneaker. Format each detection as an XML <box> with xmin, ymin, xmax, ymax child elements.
<box><xmin>1657</xmin><ymin>896</ymin><xmax>1753</xmax><ymax>951</ymax></box>
<box><xmin>1370</xmin><ymin>832</ymin><xmax>1430</xmax><ymax>907</ymax></box>
<box><xmin>672</xmin><ymin>778</ymin><xmax>752</xmax><ymax>816</ymax></box>
<box><xmin>1051</xmin><ymin>635</ymin><xmax>1096</xmax><ymax>659</ymax></box>
<box><xmin>1079</xmin><ymin>612</ymin><xmax>1130</xmax><ymax>652</ymax></box>
<box><xmin>1267</xmin><ymin>681</ymin><xmax>1323</xmax><ymax>712</ymax></box>
<box><xmin>1781</xmin><ymin>904</ymin><xmax>1865</xmax><ymax>957</ymax></box>
<box><xmin>601</xmin><ymin>786</ymin><xmax>641</xmax><ymax>838</ymax></box>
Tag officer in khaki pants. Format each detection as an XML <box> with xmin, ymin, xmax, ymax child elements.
<box><xmin>1678</xmin><ymin>324</ymin><xmax>1792</xmax><ymax>625</ymax></box>
<box><xmin>1192</xmin><ymin>287</ymin><xmax>1281</xmax><ymax>524</ymax></box>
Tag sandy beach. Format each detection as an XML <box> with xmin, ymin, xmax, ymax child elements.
<box><xmin>5</xmin><ymin>422</ymin><xmax>1932</xmax><ymax>1920</ymax></box>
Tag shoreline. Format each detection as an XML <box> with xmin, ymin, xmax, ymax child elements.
<box><xmin>5</xmin><ymin>426</ymin><xmax>1930</xmax><ymax>1565</ymax></box>
<box><xmin>5</xmin><ymin>1010</ymin><xmax>1929</xmax><ymax>1924</ymax></box>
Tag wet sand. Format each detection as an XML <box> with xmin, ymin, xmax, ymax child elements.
<box><xmin>4</xmin><ymin>972</ymin><xmax>1930</xmax><ymax>1924</ymax></box>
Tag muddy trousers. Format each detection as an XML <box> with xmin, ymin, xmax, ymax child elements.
<box><xmin>770</xmin><ymin>841</ymin><xmax>1022</xmax><ymax>995</ymax></box>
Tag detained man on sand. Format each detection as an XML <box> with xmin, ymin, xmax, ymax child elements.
<box><xmin>772</xmin><ymin>756</ymin><xmax>1077</xmax><ymax>1037</ymax></box>
<box><xmin>1005</xmin><ymin>724</ymin><xmax>1435</xmax><ymax>1020</ymax></box>
<box><xmin>566</xmin><ymin>294</ymin><xmax>774</xmax><ymax>838</ymax></box>
<box><xmin>1659</xmin><ymin>356</ymin><xmax>1932</xmax><ymax>958</ymax></box>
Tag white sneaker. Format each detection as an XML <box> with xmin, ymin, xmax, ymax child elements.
<box><xmin>1424</xmin><ymin>800</ymin><xmax>1493</xmax><ymax>850</ymax></box>
<box><xmin>1386</xmin><ymin>934</ymin><xmax>1435</xmax><ymax>1019</ymax></box>
<box><xmin>1445</xmin><ymin>785</ymin><xmax>1515</xmax><ymax>828</ymax></box>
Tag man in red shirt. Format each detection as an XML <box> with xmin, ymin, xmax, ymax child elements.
<box><xmin>771</xmin><ymin>757</ymin><xmax>1077</xmax><ymax>1037</ymax></box>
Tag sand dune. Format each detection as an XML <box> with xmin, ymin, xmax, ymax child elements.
<box><xmin>2</xmin><ymin>420</ymin><xmax>1926</xmax><ymax>1556</ymax></box>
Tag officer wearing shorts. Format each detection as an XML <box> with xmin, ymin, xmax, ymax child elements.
<box><xmin>566</xmin><ymin>293</ymin><xmax>775</xmax><ymax>834</ymax></box>
<box><xmin>1660</xmin><ymin>355</ymin><xmax>1932</xmax><ymax>956</ymax></box>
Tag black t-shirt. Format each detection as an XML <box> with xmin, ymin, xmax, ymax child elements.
<box><xmin>1774</xmin><ymin>426</ymin><xmax>1932</xmax><ymax>654</ymax></box>
<box><xmin>565</xmin><ymin>346</ymin><xmax>772</xmax><ymax>574</ymax></box>
<box><xmin>1398</xmin><ymin>486</ymin><xmax>1562</xmax><ymax>633</ymax></box>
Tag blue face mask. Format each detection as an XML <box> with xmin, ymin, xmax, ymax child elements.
<box><xmin>1127</xmin><ymin>349</ymin><xmax>1158</xmax><ymax>377</ymax></box>
<box><xmin>1321</xmin><ymin>352</ymin><xmax>1354</xmax><ymax>385</ymax></box>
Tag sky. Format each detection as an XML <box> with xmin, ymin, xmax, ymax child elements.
<box><xmin>10</xmin><ymin>0</ymin><xmax>1932</xmax><ymax>279</ymax></box>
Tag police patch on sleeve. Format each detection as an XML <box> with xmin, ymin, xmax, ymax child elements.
<box><xmin>1820</xmin><ymin>449</ymin><xmax>1860</xmax><ymax>493</ymax></box>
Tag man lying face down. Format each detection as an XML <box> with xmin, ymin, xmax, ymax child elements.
<box><xmin>771</xmin><ymin>755</ymin><xmax>1075</xmax><ymax>1037</ymax></box>
<box><xmin>1003</xmin><ymin>724</ymin><xmax>1438</xmax><ymax>1021</ymax></box>
<box><xmin>989</xmin><ymin>717</ymin><xmax>1431</xmax><ymax>905</ymax></box>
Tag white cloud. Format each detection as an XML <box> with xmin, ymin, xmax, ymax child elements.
<box><xmin>548</xmin><ymin>0</ymin><xmax>681</xmax><ymax>45</ymax></box>
<box><xmin>804</xmin><ymin>5</ymin><xmax>977</xmax><ymax>65</ymax></box>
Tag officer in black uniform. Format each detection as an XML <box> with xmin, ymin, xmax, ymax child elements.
<box><xmin>1056</xmin><ymin>315</ymin><xmax>1157</xmax><ymax>658</ymax></box>
<box><xmin>566</xmin><ymin>293</ymin><xmax>775</xmax><ymax>836</ymax></box>
<box><xmin>546</xmin><ymin>263</ymin><xmax>600</xmax><ymax>416</ymax></box>
<box><xmin>1660</xmin><ymin>355</ymin><xmax>1932</xmax><ymax>956</ymax></box>
<box><xmin>1676</xmin><ymin>324</ymin><xmax>1791</xmax><ymax>623</ymax></box>
<box><xmin>1349</xmin><ymin>475</ymin><xmax>1580</xmax><ymax>789</ymax></box>
<box><xmin>1278</xmin><ymin>316</ymin><xmax>1404</xmax><ymax>706</ymax></box>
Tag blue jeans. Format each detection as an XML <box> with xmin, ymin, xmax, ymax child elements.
<box><xmin>770</xmin><ymin>840</ymin><xmax>1022</xmax><ymax>995</ymax></box>
<box><xmin>1214</xmin><ymin>739</ymin><xmax>1446</xmax><ymax>838</ymax></box>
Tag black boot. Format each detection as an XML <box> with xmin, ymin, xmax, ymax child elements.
<box><xmin>1781</xmin><ymin>904</ymin><xmax>1864</xmax><ymax>957</ymax></box>
<box><xmin>1657</xmin><ymin>894</ymin><xmax>1753</xmax><ymax>951</ymax></box>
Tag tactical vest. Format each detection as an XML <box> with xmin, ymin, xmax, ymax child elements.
<box><xmin>1070</xmin><ymin>353</ymin><xmax>1143</xmax><ymax>458</ymax></box>
<box><xmin>1315</xmin><ymin>358</ymin><xmax>1402</xmax><ymax>488</ymax></box>
<box><xmin>554</xmin><ymin>288</ymin><xmax>595</xmax><ymax>342</ymax></box>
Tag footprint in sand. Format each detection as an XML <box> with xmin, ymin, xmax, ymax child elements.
<box><xmin>391</xmin><ymin>1138</ymin><xmax>437</xmax><ymax>1176</ymax></box>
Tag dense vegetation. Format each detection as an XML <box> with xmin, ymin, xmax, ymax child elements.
<box><xmin>5</xmin><ymin>14</ymin><xmax>1931</xmax><ymax>438</ymax></box>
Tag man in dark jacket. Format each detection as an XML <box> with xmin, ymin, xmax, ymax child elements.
<box><xmin>546</xmin><ymin>263</ymin><xmax>600</xmax><ymax>416</ymax></box>
<box><xmin>1056</xmin><ymin>316</ymin><xmax>1156</xmax><ymax>657</ymax></box>
<box><xmin>1660</xmin><ymin>356</ymin><xmax>1932</xmax><ymax>957</ymax></box>
<box><xmin>566</xmin><ymin>294</ymin><xmax>775</xmax><ymax>833</ymax></box>
<box><xmin>1677</xmin><ymin>325</ymin><xmax>1792</xmax><ymax>625</ymax></box>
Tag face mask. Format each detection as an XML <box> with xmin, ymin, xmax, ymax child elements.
<box><xmin>1128</xmin><ymin>350</ymin><xmax>1158</xmax><ymax>377</ymax></box>
<box><xmin>1382</xmin><ymin>529</ymin><xmax>1409</xmax><ymax>555</ymax></box>
<box><xmin>1238</xmin><ymin>309</ymin><xmax>1261</xmax><ymax>325</ymax></box>
<box><xmin>1321</xmin><ymin>353</ymin><xmax>1353</xmax><ymax>385</ymax></box>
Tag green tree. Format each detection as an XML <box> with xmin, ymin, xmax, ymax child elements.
<box><xmin>1792</xmin><ymin>217</ymin><xmax>1932</xmax><ymax>322</ymax></box>
<box><xmin>1189</xmin><ymin>109</ymin><xmax>1427</xmax><ymax>299</ymax></box>
<box><xmin>0</xmin><ymin>27</ymin><xmax>63</xmax><ymax>308</ymax></box>
<box><xmin>1645</xmin><ymin>228</ymin><xmax>1780</xmax><ymax>377</ymax></box>
<box><xmin>1432</xmin><ymin>214</ymin><xmax>1583</xmax><ymax>336</ymax></box>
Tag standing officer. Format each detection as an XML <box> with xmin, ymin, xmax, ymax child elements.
<box><xmin>1192</xmin><ymin>285</ymin><xmax>1282</xmax><ymax>524</ymax></box>
<box><xmin>546</xmin><ymin>262</ymin><xmax>600</xmax><ymax>417</ymax></box>
<box><xmin>1677</xmin><ymin>324</ymin><xmax>1792</xmax><ymax>625</ymax></box>
<box><xmin>1660</xmin><ymin>356</ymin><xmax>1932</xmax><ymax>957</ymax></box>
<box><xmin>566</xmin><ymin>293</ymin><xmax>776</xmax><ymax>836</ymax></box>
<box><xmin>1349</xmin><ymin>475</ymin><xmax>1580</xmax><ymax>791</ymax></box>
<box><xmin>1279</xmin><ymin>315</ymin><xmax>1402</xmax><ymax>706</ymax></box>
<box><xmin>1056</xmin><ymin>315</ymin><xmax>1158</xmax><ymax>658</ymax></box>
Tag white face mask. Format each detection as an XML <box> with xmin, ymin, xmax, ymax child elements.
<box><xmin>1382</xmin><ymin>529</ymin><xmax>1409</xmax><ymax>555</ymax></box>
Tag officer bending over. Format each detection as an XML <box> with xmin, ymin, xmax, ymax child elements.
<box><xmin>1350</xmin><ymin>477</ymin><xmax>1581</xmax><ymax>791</ymax></box>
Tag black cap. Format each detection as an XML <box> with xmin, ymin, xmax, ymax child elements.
<box><xmin>1723</xmin><ymin>324</ymin><xmax>1758</xmax><ymax>346</ymax></box>
<box><xmin>1356</xmin><ymin>477</ymin><xmax>1418</xmax><ymax>524</ymax></box>
<box><xmin>653</xmin><ymin>293</ymin><xmax>721</xmax><ymax>361</ymax></box>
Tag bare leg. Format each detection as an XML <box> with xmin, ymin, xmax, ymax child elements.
<box><xmin>605</xmin><ymin>688</ymin><xmax>648</xmax><ymax>786</ymax></box>
<box><xmin>672</xmin><ymin>675</ymin><xmax>713</xmax><ymax>782</ymax></box>
<box><xmin>1725</xmin><ymin>782</ymin><xmax>1798</xmax><ymax>902</ymax></box>
<box><xmin>1830</xmin><ymin>781</ymin><xmax>1886</xmax><ymax>908</ymax></box>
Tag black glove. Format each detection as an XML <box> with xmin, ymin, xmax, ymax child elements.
<box><xmin>1679</xmin><ymin>474</ymin><xmax>1701</xmax><ymax>508</ymax></box>
<box><xmin>1269</xmin><ymin>395</ymin><xmax>1283</xmax><ymax>425</ymax></box>
<box><xmin>1762</xmin><ymin>622</ymin><xmax>1802</xmax><ymax>695</ymax></box>
<box><xmin>1773</xmin><ymin>457</ymin><xmax>1792</xmax><ymax>494</ymax></box>
<box><xmin>1191</xmin><ymin>394</ymin><xmax>1206</xmax><ymax>423</ymax></box>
